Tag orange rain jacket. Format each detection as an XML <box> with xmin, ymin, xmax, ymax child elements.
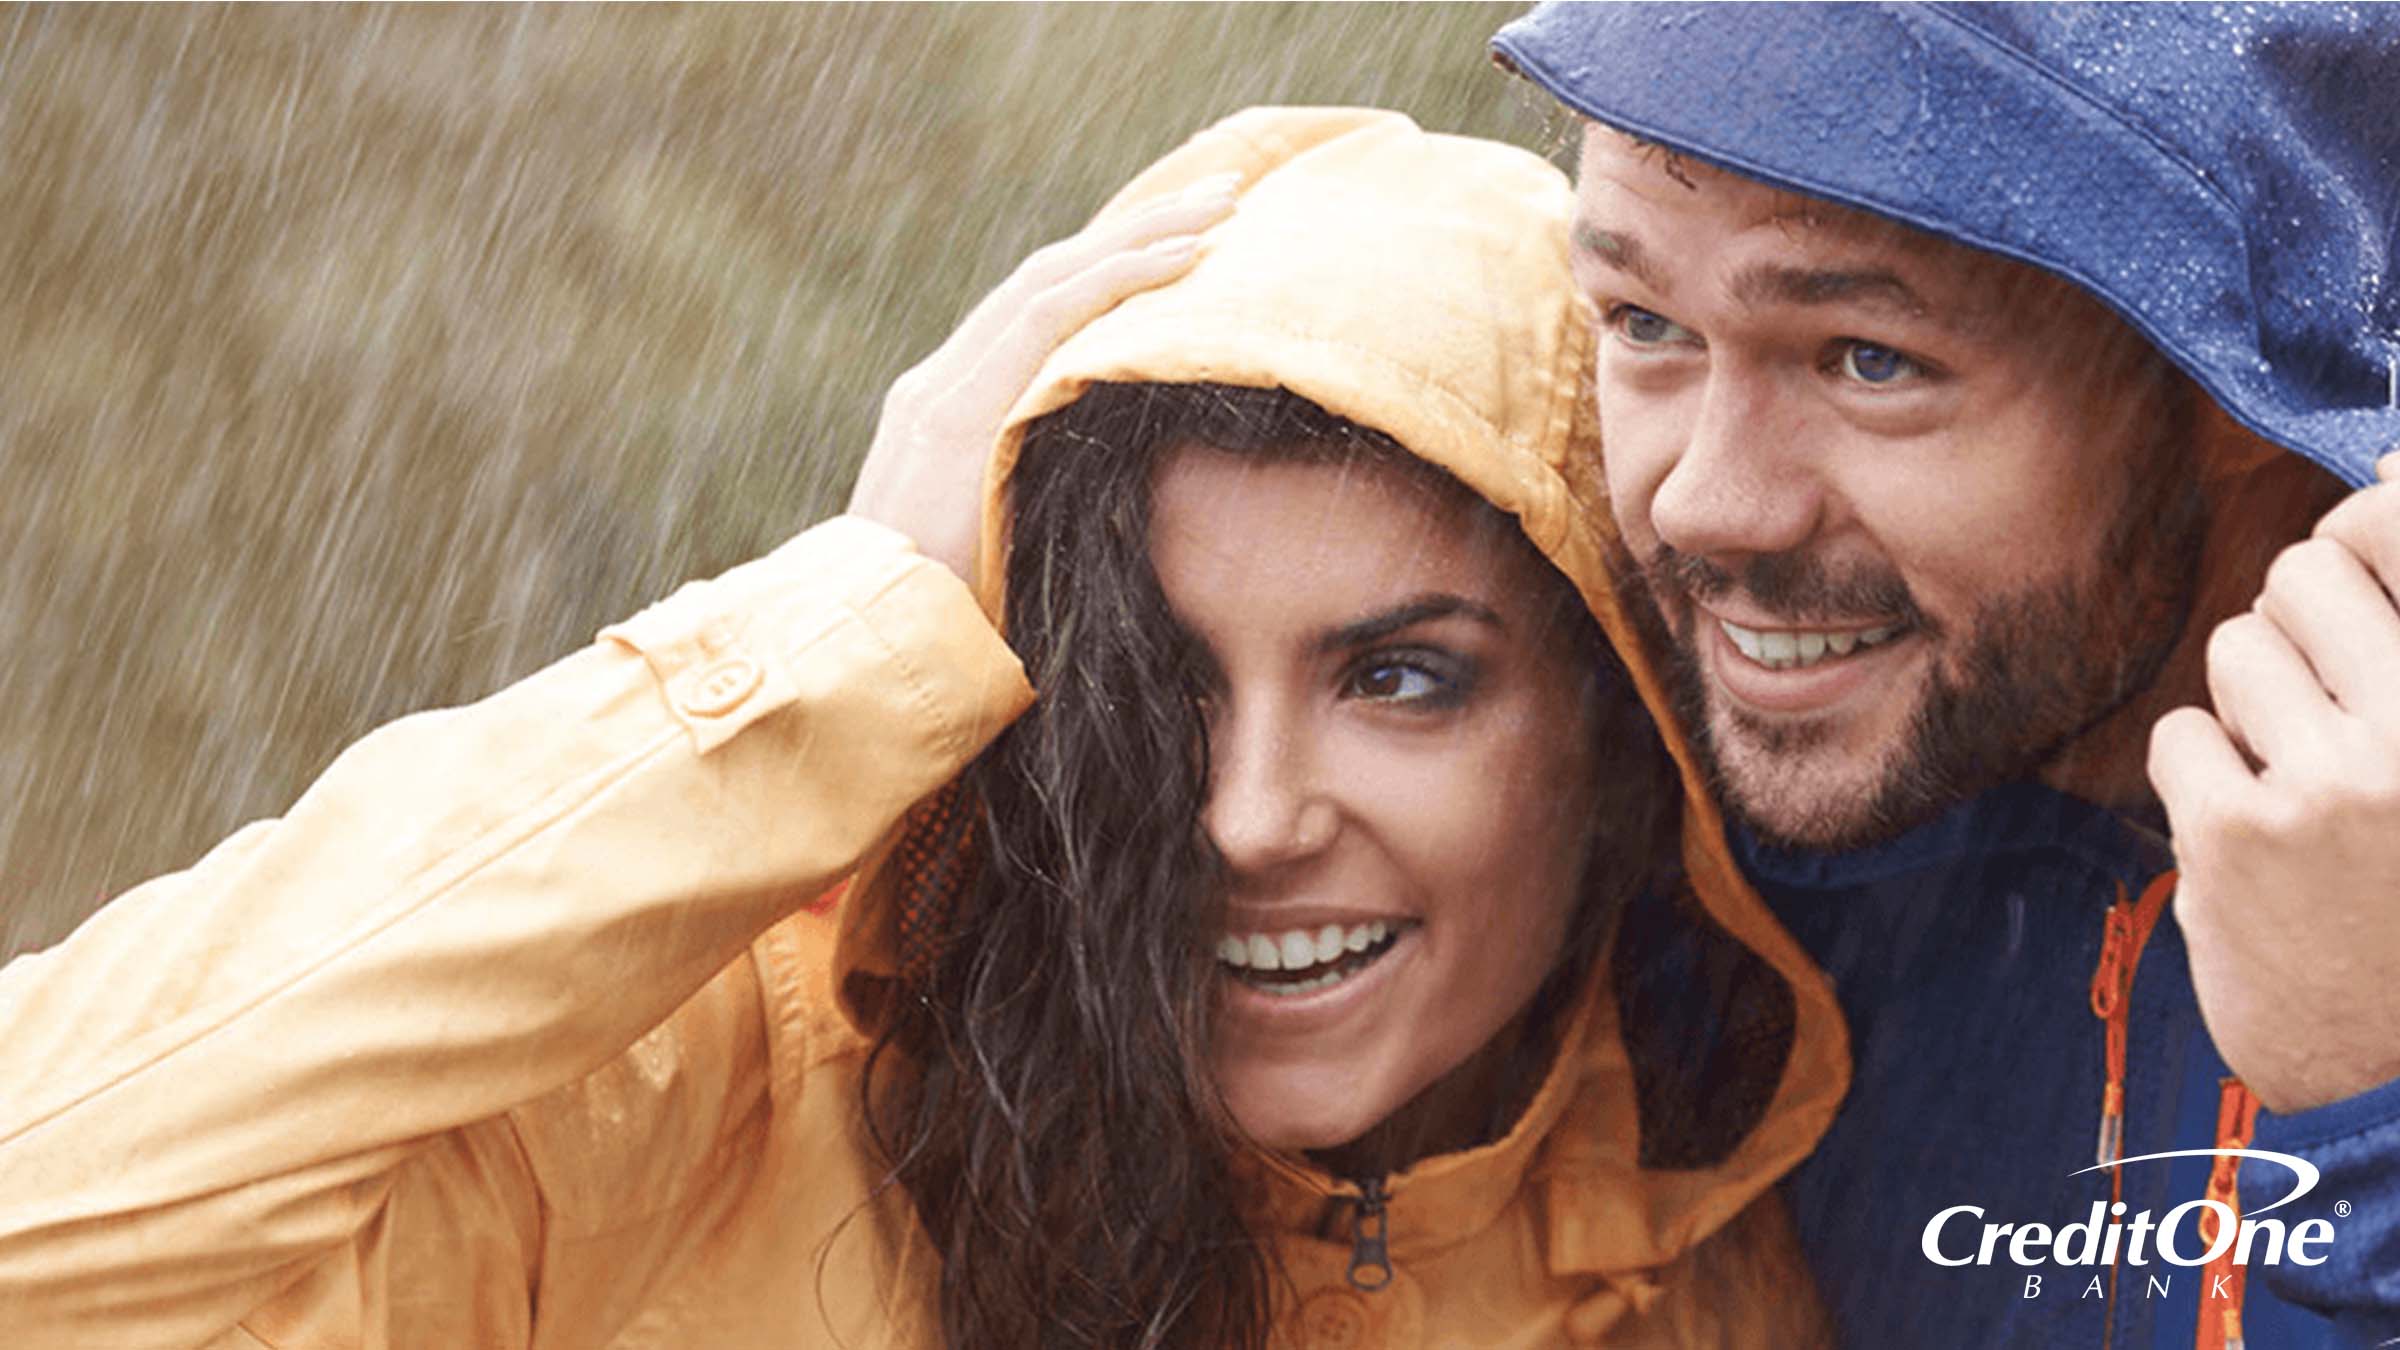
<box><xmin>0</xmin><ymin>109</ymin><xmax>1849</xmax><ymax>1349</ymax></box>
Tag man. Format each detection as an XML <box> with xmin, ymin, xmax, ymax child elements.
<box><xmin>1493</xmin><ymin>4</ymin><xmax>2400</xmax><ymax>1346</ymax></box>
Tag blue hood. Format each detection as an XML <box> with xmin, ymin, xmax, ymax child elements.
<box><xmin>1493</xmin><ymin>2</ymin><xmax>2400</xmax><ymax>488</ymax></box>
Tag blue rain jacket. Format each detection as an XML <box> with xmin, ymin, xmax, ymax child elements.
<box><xmin>1494</xmin><ymin>4</ymin><xmax>2400</xmax><ymax>1347</ymax></box>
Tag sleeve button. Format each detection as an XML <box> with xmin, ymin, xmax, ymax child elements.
<box><xmin>681</xmin><ymin>657</ymin><xmax>763</xmax><ymax>717</ymax></box>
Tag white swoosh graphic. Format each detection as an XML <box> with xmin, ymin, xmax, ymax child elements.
<box><xmin>2070</xmin><ymin>1148</ymin><xmax>2319</xmax><ymax>1216</ymax></box>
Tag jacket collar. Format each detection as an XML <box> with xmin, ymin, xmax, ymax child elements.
<box><xmin>1733</xmin><ymin>781</ymin><xmax>2173</xmax><ymax>896</ymax></box>
<box><xmin>1227</xmin><ymin>933</ymin><xmax>1789</xmax><ymax>1288</ymax></box>
<box><xmin>1228</xmin><ymin>954</ymin><xmax>1601</xmax><ymax>1265</ymax></box>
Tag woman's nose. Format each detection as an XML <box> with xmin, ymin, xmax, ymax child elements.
<box><xmin>1201</xmin><ymin>700</ymin><xmax>1338</xmax><ymax>877</ymax></box>
<box><xmin>1646</xmin><ymin>370</ymin><xmax>1827</xmax><ymax>564</ymax></box>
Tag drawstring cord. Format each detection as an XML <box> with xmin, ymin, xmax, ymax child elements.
<box><xmin>2090</xmin><ymin>873</ymin><xmax>2173</xmax><ymax>1350</ymax></box>
<box><xmin>2090</xmin><ymin>876</ymin><xmax>2175</xmax><ymax>1173</ymax></box>
<box><xmin>2087</xmin><ymin>871</ymin><xmax>2258</xmax><ymax>1350</ymax></box>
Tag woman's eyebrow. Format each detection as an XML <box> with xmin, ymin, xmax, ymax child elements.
<box><xmin>1315</xmin><ymin>594</ymin><xmax>1505</xmax><ymax>653</ymax></box>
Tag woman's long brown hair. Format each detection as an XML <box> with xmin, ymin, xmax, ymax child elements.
<box><xmin>860</xmin><ymin>382</ymin><xmax>1677</xmax><ymax>1349</ymax></box>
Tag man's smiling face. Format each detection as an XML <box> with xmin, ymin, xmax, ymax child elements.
<box><xmin>1573</xmin><ymin>130</ymin><xmax>2205</xmax><ymax>850</ymax></box>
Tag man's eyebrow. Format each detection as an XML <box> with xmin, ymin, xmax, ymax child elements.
<box><xmin>1730</xmin><ymin>262</ymin><xmax>1935</xmax><ymax>321</ymax></box>
<box><xmin>1316</xmin><ymin>594</ymin><xmax>1504</xmax><ymax>654</ymax></box>
<box><xmin>1571</xmin><ymin>222</ymin><xmax>1663</xmax><ymax>290</ymax></box>
<box><xmin>1577</xmin><ymin>222</ymin><xmax>1988</xmax><ymax>336</ymax></box>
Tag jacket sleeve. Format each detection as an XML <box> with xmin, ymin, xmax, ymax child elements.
<box><xmin>0</xmin><ymin>516</ymin><xmax>1033</xmax><ymax>1350</ymax></box>
<box><xmin>2248</xmin><ymin>1077</ymin><xmax>2400</xmax><ymax>1347</ymax></box>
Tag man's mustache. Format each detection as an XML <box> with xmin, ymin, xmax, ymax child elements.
<box><xmin>1643</xmin><ymin>544</ymin><xmax>1934</xmax><ymax>635</ymax></box>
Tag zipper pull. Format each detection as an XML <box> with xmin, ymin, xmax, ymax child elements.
<box><xmin>2087</xmin><ymin>874</ymin><xmax>2173</xmax><ymax>1168</ymax></box>
<box><xmin>2096</xmin><ymin>1082</ymin><xmax>2125</xmax><ymax>1167</ymax></box>
<box><xmin>2090</xmin><ymin>894</ymin><xmax>2134</xmax><ymax>1166</ymax></box>
<box><xmin>1347</xmin><ymin>1176</ymin><xmax>1393</xmax><ymax>1291</ymax></box>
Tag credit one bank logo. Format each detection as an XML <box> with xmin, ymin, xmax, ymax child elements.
<box><xmin>1921</xmin><ymin>1149</ymin><xmax>2336</xmax><ymax>1271</ymax></box>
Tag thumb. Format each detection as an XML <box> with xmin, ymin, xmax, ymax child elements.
<box><xmin>2379</xmin><ymin>449</ymin><xmax>2399</xmax><ymax>484</ymax></box>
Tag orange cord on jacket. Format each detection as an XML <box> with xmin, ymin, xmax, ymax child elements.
<box><xmin>2087</xmin><ymin>871</ymin><xmax>2260</xmax><ymax>1350</ymax></box>
<box><xmin>2090</xmin><ymin>875</ymin><xmax>2176</xmax><ymax>1173</ymax></box>
<box><xmin>2090</xmin><ymin>872</ymin><xmax>2174</xmax><ymax>1350</ymax></box>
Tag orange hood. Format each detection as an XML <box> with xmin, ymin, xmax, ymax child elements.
<box><xmin>834</xmin><ymin>106</ymin><xmax>1851</xmax><ymax>1297</ymax></box>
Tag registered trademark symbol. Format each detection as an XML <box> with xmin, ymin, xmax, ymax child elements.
<box><xmin>2336</xmin><ymin>1200</ymin><xmax>2353</xmax><ymax>1218</ymax></box>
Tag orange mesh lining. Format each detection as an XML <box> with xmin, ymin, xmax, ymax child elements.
<box><xmin>885</xmin><ymin>781</ymin><xmax>983</xmax><ymax>988</ymax></box>
<box><xmin>1613</xmin><ymin>881</ymin><xmax>1798</xmax><ymax>1170</ymax></box>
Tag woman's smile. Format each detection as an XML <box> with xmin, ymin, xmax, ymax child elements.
<box><xmin>1147</xmin><ymin>443</ymin><xmax>1606</xmax><ymax>1159</ymax></box>
<box><xmin>1215</xmin><ymin>915</ymin><xmax>1411</xmax><ymax>996</ymax></box>
<box><xmin>1219</xmin><ymin>921</ymin><xmax>1418</xmax><ymax>1027</ymax></box>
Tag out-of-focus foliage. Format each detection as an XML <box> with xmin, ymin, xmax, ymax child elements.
<box><xmin>0</xmin><ymin>4</ymin><xmax>1558</xmax><ymax>955</ymax></box>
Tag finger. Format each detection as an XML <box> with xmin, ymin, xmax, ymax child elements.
<box><xmin>2379</xmin><ymin>449</ymin><xmax>2400</xmax><ymax>484</ymax></box>
<box><xmin>941</xmin><ymin>181</ymin><xmax>1235</xmax><ymax>356</ymax></box>
<box><xmin>2310</xmin><ymin>475</ymin><xmax>2400</xmax><ymax>598</ymax></box>
<box><xmin>2252</xmin><ymin>537</ymin><xmax>2400</xmax><ymax>722</ymax></box>
<box><xmin>2149</xmin><ymin>704</ymin><xmax>2260</xmax><ymax>840</ymax></box>
<box><xmin>988</xmin><ymin>175</ymin><xmax>1238</xmax><ymax>307</ymax></box>
<box><xmin>937</xmin><ymin>237</ymin><xmax>1204</xmax><ymax>417</ymax></box>
<box><xmin>2205</xmin><ymin>610</ymin><xmax>2348</xmax><ymax>771</ymax></box>
<box><xmin>1074</xmin><ymin>173</ymin><xmax>1243</xmax><ymax>257</ymax></box>
<box><xmin>961</xmin><ymin>235</ymin><xmax>1204</xmax><ymax>395</ymax></box>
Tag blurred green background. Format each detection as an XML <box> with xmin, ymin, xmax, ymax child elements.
<box><xmin>0</xmin><ymin>3</ymin><xmax>1560</xmax><ymax>956</ymax></box>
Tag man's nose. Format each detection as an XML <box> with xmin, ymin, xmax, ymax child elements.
<box><xmin>1201</xmin><ymin>698</ymin><xmax>1338</xmax><ymax>878</ymax></box>
<box><xmin>1647</xmin><ymin>368</ymin><xmax>1826</xmax><ymax>564</ymax></box>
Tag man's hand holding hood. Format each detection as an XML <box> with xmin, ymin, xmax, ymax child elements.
<box><xmin>2156</xmin><ymin>450</ymin><xmax>2400</xmax><ymax>1112</ymax></box>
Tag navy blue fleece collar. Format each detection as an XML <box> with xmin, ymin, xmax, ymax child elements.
<box><xmin>1731</xmin><ymin>780</ymin><xmax>2172</xmax><ymax>895</ymax></box>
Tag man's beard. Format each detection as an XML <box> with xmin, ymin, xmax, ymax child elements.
<box><xmin>1645</xmin><ymin>462</ymin><xmax>2208</xmax><ymax>853</ymax></box>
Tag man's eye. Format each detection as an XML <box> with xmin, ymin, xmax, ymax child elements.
<box><xmin>1837</xmin><ymin>341</ymin><xmax>1926</xmax><ymax>385</ymax></box>
<box><xmin>1607</xmin><ymin>304</ymin><xmax>1696</xmax><ymax>348</ymax></box>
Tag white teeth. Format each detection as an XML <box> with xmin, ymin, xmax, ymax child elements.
<box><xmin>1279</xmin><ymin>931</ymin><xmax>1314</xmax><ymax>970</ymax></box>
<box><xmin>1215</xmin><ymin>920</ymin><xmax>1401</xmax><ymax>979</ymax></box>
<box><xmin>1314</xmin><ymin>925</ymin><xmax>1345</xmax><ymax>963</ymax></box>
<box><xmin>1262</xmin><ymin>969</ymin><xmax>1343</xmax><ymax>997</ymax></box>
<box><xmin>1719</xmin><ymin>618</ymin><xmax>1905</xmax><ymax>672</ymax></box>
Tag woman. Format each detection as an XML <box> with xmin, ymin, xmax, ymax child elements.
<box><xmin>0</xmin><ymin>110</ymin><xmax>1845</xmax><ymax>1347</ymax></box>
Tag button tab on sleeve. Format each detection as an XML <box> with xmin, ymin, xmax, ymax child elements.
<box><xmin>680</xmin><ymin>658</ymin><xmax>763</xmax><ymax>718</ymax></box>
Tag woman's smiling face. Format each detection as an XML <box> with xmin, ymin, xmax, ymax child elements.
<box><xmin>1147</xmin><ymin>443</ymin><xmax>1605</xmax><ymax>1161</ymax></box>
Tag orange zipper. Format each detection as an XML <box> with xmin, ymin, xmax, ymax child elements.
<box><xmin>2088</xmin><ymin>872</ymin><xmax>2176</xmax><ymax>1350</ymax></box>
<box><xmin>2085</xmin><ymin>872</ymin><xmax>2259</xmax><ymax>1350</ymax></box>
<box><xmin>2195</xmin><ymin>1077</ymin><xmax>2262</xmax><ymax>1350</ymax></box>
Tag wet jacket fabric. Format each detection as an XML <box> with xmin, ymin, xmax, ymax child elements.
<box><xmin>0</xmin><ymin>109</ymin><xmax>1849</xmax><ymax>1349</ymax></box>
<box><xmin>1494</xmin><ymin>5</ymin><xmax>2400</xmax><ymax>1348</ymax></box>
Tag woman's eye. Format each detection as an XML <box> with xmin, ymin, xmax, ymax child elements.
<box><xmin>1837</xmin><ymin>340</ymin><xmax>1926</xmax><ymax>385</ymax></box>
<box><xmin>1343</xmin><ymin>653</ymin><xmax>1470</xmax><ymax>710</ymax></box>
<box><xmin>1607</xmin><ymin>304</ymin><xmax>1696</xmax><ymax>348</ymax></box>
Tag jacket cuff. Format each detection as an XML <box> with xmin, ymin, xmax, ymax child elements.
<box><xmin>601</xmin><ymin>516</ymin><xmax>1024</xmax><ymax>757</ymax></box>
<box><xmin>2256</xmin><ymin>1073</ymin><xmax>2400</xmax><ymax>1154</ymax></box>
<box><xmin>2247</xmin><ymin>1074</ymin><xmax>2400</xmax><ymax>1341</ymax></box>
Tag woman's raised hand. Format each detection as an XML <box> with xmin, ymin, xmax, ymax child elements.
<box><xmin>846</xmin><ymin>174</ymin><xmax>1241</xmax><ymax>587</ymax></box>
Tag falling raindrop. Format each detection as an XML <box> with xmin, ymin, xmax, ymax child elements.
<box><xmin>0</xmin><ymin>4</ymin><xmax>1548</xmax><ymax>955</ymax></box>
